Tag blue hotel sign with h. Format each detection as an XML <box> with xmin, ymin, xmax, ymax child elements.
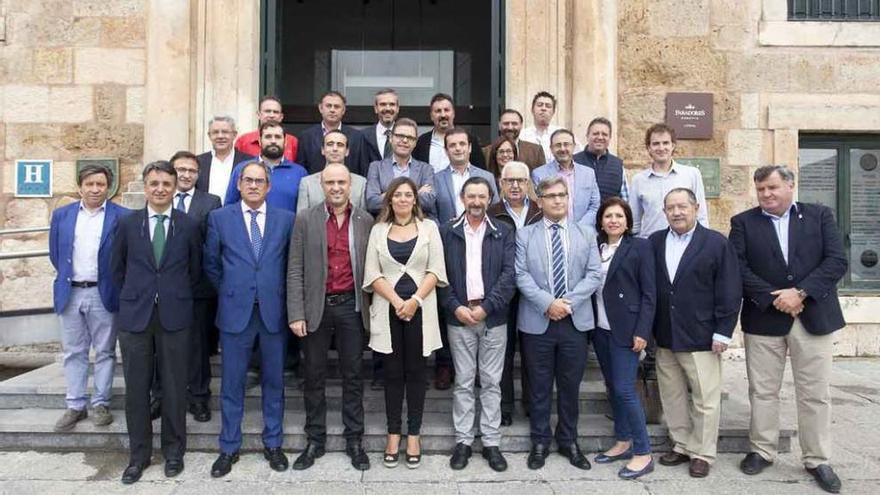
<box><xmin>15</xmin><ymin>160</ymin><xmax>53</xmax><ymax>197</ymax></box>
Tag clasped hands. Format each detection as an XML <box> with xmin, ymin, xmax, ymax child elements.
<box><xmin>770</xmin><ymin>287</ymin><xmax>805</xmax><ymax>317</ymax></box>
<box><xmin>392</xmin><ymin>297</ymin><xmax>420</xmax><ymax>322</ymax></box>
<box><xmin>454</xmin><ymin>305</ymin><xmax>487</xmax><ymax>327</ymax></box>
<box><xmin>545</xmin><ymin>298</ymin><xmax>572</xmax><ymax>321</ymax></box>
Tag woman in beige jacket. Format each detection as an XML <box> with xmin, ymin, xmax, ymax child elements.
<box><xmin>363</xmin><ymin>177</ymin><xmax>448</xmax><ymax>469</ymax></box>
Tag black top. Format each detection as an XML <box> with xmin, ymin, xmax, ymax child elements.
<box><xmin>388</xmin><ymin>237</ymin><xmax>418</xmax><ymax>298</ymax></box>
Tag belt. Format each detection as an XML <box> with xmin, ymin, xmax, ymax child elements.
<box><xmin>325</xmin><ymin>291</ymin><xmax>355</xmax><ymax>306</ymax></box>
<box><xmin>467</xmin><ymin>299</ymin><xmax>483</xmax><ymax>308</ymax></box>
<box><xmin>71</xmin><ymin>281</ymin><xmax>98</xmax><ymax>288</ymax></box>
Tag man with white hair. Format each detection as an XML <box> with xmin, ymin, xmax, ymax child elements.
<box><xmin>196</xmin><ymin>115</ymin><xmax>255</xmax><ymax>203</ymax></box>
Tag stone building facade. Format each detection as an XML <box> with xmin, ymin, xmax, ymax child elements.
<box><xmin>1</xmin><ymin>0</ymin><xmax>879</xmax><ymax>353</ymax></box>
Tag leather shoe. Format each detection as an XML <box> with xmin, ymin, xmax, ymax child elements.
<box><xmin>618</xmin><ymin>458</ymin><xmax>654</xmax><ymax>480</ymax></box>
<box><xmin>527</xmin><ymin>444</ymin><xmax>549</xmax><ymax>470</ymax></box>
<box><xmin>121</xmin><ymin>461</ymin><xmax>149</xmax><ymax>484</ymax></box>
<box><xmin>689</xmin><ymin>458</ymin><xmax>710</xmax><ymax>478</ymax></box>
<box><xmin>740</xmin><ymin>452</ymin><xmax>773</xmax><ymax>475</ymax></box>
<box><xmin>449</xmin><ymin>442</ymin><xmax>472</xmax><ymax>470</ymax></box>
<box><xmin>482</xmin><ymin>446</ymin><xmax>508</xmax><ymax>472</ymax></box>
<box><xmin>188</xmin><ymin>402</ymin><xmax>211</xmax><ymax>422</ymax></box>
<box><xmin>291</xmin><ymin>443</ymin><xmax>324</xmax><ymax>470</ymax></box>
<box><xmin>346</xmin><ymin>442</ymin><xmax>371</xmax><ymax>471</ymax></box>
<box><xmin>211</xmin><ymin>452</ymin><xmax>239</xmax><ymax>478</ymax></box>
<box><xmin>658</xmin><ymin>451</ymin><xmax>690</xmax><ymax>466</ymax></box>
<box><xmin>807</xmin><ymin>464</ymin><xmax>842</xmax><ymax>493</ymax></box>
<box><xmin>149</xmin><ymin>400</ymin><xmax>161</xmax><ymax>421</ymax></box>
<box><xmin>558</xmin><ymin>443</ymin><xmax>591</xmax><ymax>470</ymax></box>
<box><xmin>164</xmin><ymin>459</ymin><xmax>184</xmax><ymax>478</ymax></box>
<box><xmin>500</xmin><ymin>413</ymin><xmax>513</xmax><ymax>426</ymax></box>
<box><xmin>595</xmin><ymin>447</ymin><xmax>634</xmax><ymax>464</ymax></box>
<box><xmin>264</xmin><ymin>447</ymin><xmax>289</xmax><ymax>472</ymax></box>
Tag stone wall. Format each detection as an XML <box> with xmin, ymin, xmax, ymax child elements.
<box><xmin>0</xmin><ymin>0</ymin><xmax>146</xmax><ymax>311</ymax></box>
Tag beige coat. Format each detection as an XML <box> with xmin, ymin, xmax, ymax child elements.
<box><xmin>362</xmin><ymin>218</ymin><xmax>449</xmax><ymax>356</ymax></box>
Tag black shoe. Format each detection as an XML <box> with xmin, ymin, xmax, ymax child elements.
<box><xmin>740</xmin><ymin>452</ymin><xmax>773</xmax><ymax>475</ymax></box>
<box><xmin>291</xmin><ymin>443</ymin><xmax>324</xmax><ymax>470</ymax></box>
<box><xmin>346</xmin><ymin>442</ymin><xmax>371</xmax><ymax>471</ymax></box>
<box><xmin>263</xmin><ymin>447</ymin><xmax>289</xmax><ymax>472</ymax></box>
<box><xmin>500</xmin><ymin>413</ymin><xmax>513</xmax><ymax>427</ymax></box>
<box><xmin>618</xmin><ymin>458</ymin><xmax>654</xmax><ymax>480</ymax></box>
<box><xmin>211</xmin><ymin>452</ymin><xmax>239</xmax><ymax>478</ymax></box>
<box><xmin>482</xmin><ymin>446</ymin><xmax>508</xmax><ymax>472</ymax></box>
<box><xmin>807</xmin><ymin>464</ymin><xmax>842</xmax><ymax>494</ymax></box>
<box><xmin>121</xmin><ymin>461</ymin><xmax>149</xmax><ymax>484</ymax></box>
<box><xmin>164</xmin><ymin>459</ymin><xmax>184</xmax><ymax>478</ymax></box>
<box><xmin>188</xmin><ymin>402</ymin><xmax>211</xmax><ymax>422</ymax></box>
<box><xmin>149</xmin><ymin>400</ymin><xmax>161</xmax><ymax>421</ymax></box>
<box><xmin>558</xmin><ymin>443</ymin><xmax>591</xmax><ymax>470</ymax></box>
<box><xmin>449</xmin><ymin>442</ymin><xmax>472</xmax><ymax>470</ymax></box>
<box><xmin>527</xmin><ymin>444</ymin><xmax>549</xmax><ymax>470</ymax></box>
<box><xmin>595</xmin><ymin>447</ymin><xmax>633</xmax><ymax>464</ymax></box>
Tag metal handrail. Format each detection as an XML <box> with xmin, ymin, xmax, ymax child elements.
<box><xmin>0</xmin><ymin>226</ymin><xmax>50</xmax><ymax>235</ymax></box>
<box><xmin>0</xmin><ymin>226</ymin><xmax>50</xmax><ymax>260</ymax></box>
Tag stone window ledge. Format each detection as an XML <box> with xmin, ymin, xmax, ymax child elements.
<box><xmin>759</xmin><ymin>20</ymin><xmax>880</xmax><ymax>47</ymax></box>
<box><xmin>841</xmin><ymin>296</ymin><xmax>880</xmax><ymax>324</ymax></box>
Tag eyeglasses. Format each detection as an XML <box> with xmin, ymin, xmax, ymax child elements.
<box><xmin>392</xmin><ymin>133</ymin><xmax>416</xmax><ymax>143</ymax></box>
<box><xmin>241</xmin><ymin>177</ymin><xmax>267</xmax><ymax>186</ymax></box>
<box><xmin>540</xmin><ymin>192</ymin><xmax>569</xmax><ymax>200</ymax></box>
<box><xmin>501</xmin><ymin>178</ymin><xmax>528</xmax><ymax>185</ymax></box>
<box><xmin>175</xmin><ymin>167</ymin><xmax>198</xmax><ymax>176</ymax></box>
<box><xmin>497</xmin><ymin>148</ymin><xmax>515</xmax><ymax>156</ymax></box>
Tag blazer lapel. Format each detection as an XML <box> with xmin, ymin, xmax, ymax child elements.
<box><xmin>786</xmin><ymin>203</ymin><xmax>800</xmax><ymax>265</ymax></box>
<box><xmin>98</xmin><ymin>204</ymin><xmax>117</xmax><ymax>251</ymax></box>
<box><xmin>605</xmin><ymin>235</ymin><xmax>631</xmax><ymax>282</ymax></box>
<box><xmin>140</xmin><ymin>209</ymin><xmax>159</xmax><ymax>270</ymax></box>
<box><xmin>443</xmin><ymin>170</ymin><xmax>455</xmax><ymax>211</ymax></box>
<box><xmin>672</xmin><ymin>225</ymin><xmax>707</xmax><ymax>285</ymax></box>
<box><xmin>535</xmin><ymin>223</ymin><xmax>549</xmax><ymax>288</ymax></box>
<box><xmin>233</xmin><ymin>207</ymin><xmax>259</xmax><ymax>266</ymax></box>
<box><xmin>757</xmin><ymin>210</ymin><xmax>788</xmax><ymax>266</ymax></box>
<box><xmin>655</xmin><ymin>229</ymin><xmax>672</xmax><ymax>285</ymax></box>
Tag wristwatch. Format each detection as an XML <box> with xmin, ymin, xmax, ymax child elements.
<box><xmin>796</xmin><ymin>288</ymin><xmax>808</xmax><ymax>300</ymax></box>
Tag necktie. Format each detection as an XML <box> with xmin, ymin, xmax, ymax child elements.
<box><xmin>175</xmin><ymin>192</ymin><xmax>187</xmax><ymax>212</ymax></box>
<box><xmin>249</xmin><ymin>210</ymin><xmax>262</xmax><ymax>259</ymax></box>
<box><xmin>383</xmin><ymin>129</ymin><xmax>392</xmax><ymax>159</ymax></box>
<box><xmin>550</xmin><ymin>224</ymin><xmax>567</xmax><ymax>298</ymax></box>
<box><xmin>152</xmin><ymin>214</ymin><xmax>167</xmax><ymax>264</ymax></box>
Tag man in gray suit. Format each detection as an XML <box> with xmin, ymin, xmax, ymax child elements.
<box><xmin>287</xmin><ymin>162</ymin><xmax>374</xmax><ymax>472</ymax></box>
<box><xmin>365</xmin><ymin>117</ymin><xmax>436</xmax><ymax>218</ymax></box>
<box><xmin>516</xmin><ymin>176</ymin><xmax>602</xmax><ymax>471</ymax></box>
<box><xmin>434</xmin><ymin>127</ymin><xmax>500</xmax><ymax>224</ymax></box>
<box><xmin>297</xmin><ymin>130</ymin><xmax>367</xmax><ymax>211</ymax></box>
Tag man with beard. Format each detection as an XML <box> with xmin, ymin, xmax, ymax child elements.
<box><xmin>572</xmin><ymin>117</ymin><xmax>629</xmax><ymax>202</ymax></box>
<box><xmin>441</xmin><ymin>176</ymin><xmax>516</xmax><ymax>472</ymax></box>
<box><xmin>362</xmin><ymin>88</ymin><xmax>400</xmax><ymax>160</ymax></box>
<box><xmin>297</xmin><ymin>130</ymin><xmax>368</xmax><ymax>211</ymax></box>
<box><xmin>234</xmin><ymin>95</ymin><xmax>299</xmax><ymax>161</ymax></box>
<box><xmin>531</xmin><ymin>129</ymin><xmax>601</xmax><ymax>229</ymax></box>
<box><xmin>296</xmin><ymin>91</ymin><xmax>378</xmax><ymax>175</ymax></box>
<box><xmin>483</xmin><ymin>109</ymin><xmax>545</xmax><ymax>169</ymax></box>
<box><xmin>413</xmin><ymin>93</ymin><xmax>486</xmax><ymax>172</ymax></box>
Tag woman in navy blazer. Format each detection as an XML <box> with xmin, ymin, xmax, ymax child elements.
<box><xmin>590</xmin><ymin>197</ymin><xmax>657</xmax><ymax>479</ymax></box>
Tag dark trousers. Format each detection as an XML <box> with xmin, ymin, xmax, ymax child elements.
<box><xmin>435</xmin><ymin>310</ymin><xmax>453</xmax><ymax>370</ymax></box>
<box><xmin>219</xmin><ymin>307</ymin><xmax>287</xmax><ymax>454</ymax></box>
<box><xmin>188</xmin><ymin>297</ymin><xmax>214</xmax><ymax>405</ymax></box>
<box><xmin>592</xmin><ymin>328</ymin><xmax>652</xmax><ymax>455</ymax></box>
<box><xmin>303</xmin><ymin>297</ymin><xmax>365</xmax><ymax>446</ymax></box>
<box><xmin>521</xmin><ymin>317</ymin><xmax>589</xmax><ymax>448</ymax></box>
<box><xmin>118</xmin><ymin>307</ymin><xmax>190</xmax><ymax>465</ymax></box>
<box><xmin>384</xmin><ymin>308</ymin><xmax>427</xmax><ymax>435</ymax></box>
<box><xmin>501</xmin><ymin>295</ymin><xmax>530</xmax><ymax>415</ymax></box>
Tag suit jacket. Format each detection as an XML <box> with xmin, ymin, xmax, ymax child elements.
<box><xmin>295</xmin><ymin>123</ymin><xmax>380</xmax><ymax>176</ymax></box>
<box><xmin>649</xmin><ymin>224</ymin><xmax>742</xmax><ymax>352</ymax></box>
<box><xmin>181</xmin><ymin>189</ymin><xmax>222</xmax><ymax>299</ymax></box>
<box><xmin>203</xmin><ymin>203</ymin><xmax>295</xmax><ymax>334</ymax></box>
<box><xmin>287</xmin><ymin>203</ymin><xmax>374</xmax><ymax>332</ymax></box>
<box><xmin>481</xmin><ymin>139</ymin><xmax>546</xmax><ymax>173</ymax></box>
<box><xmin>195</xmin><ymin>150</ymin><xmax>255</xmax><ymax>193</ymax></box>
<box><xmin>111</xmin><ymin>208</ymin><xmax>202</xmax><ymax>332</ymax></box>
<box><xmin>365</xmin><ymin>158</ymin><xmax>436</xmax><ymax>218</ymax></box>
<box><xmin>434</xmin><ymin>166</ymin><xmax>500</xmax><ymax>223</ymax></box>
<box><xmin>296</xmin><ymin>172</ymin><xmax>367</xmax><ymax>212</ymax></box>
<box><xmin>593</xmin><ymin>236</ymin><xmax>657</xmax><ymax>347</ymax></box>
<box><xmin>515</xmin><ymin>219</ymin><xmax>602</xmax><ymax>334</ymax></box>
<box><xmin>487</xmin><ymin>200</ymin><xmax>543</xmax><ymax>230</ymax></box>
<box><xmin>532</xmin><ymin>160</ymin><xmax>601</xmax><ymax>229</ymax></box>
<box><xmin>729</xmin><ymin>203</ymin><xmax>847</xmax><ymax>336</ymax></box>
<box><xmin>361</xmin><ymin>123</ymin><xmax>389</xmax><ymax>160</ymax></box>
<box><xmin>49</xmin><ymin>201</ymin><xmax>130</xmax><ymax>314</ymax></box>
<box><xmin>413</xmin><ymin>130</ymin><xmax>487</xmax><ymax>170</ymax></box>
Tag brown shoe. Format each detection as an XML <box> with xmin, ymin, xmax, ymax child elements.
<box><xmin>54</xmin><ymin>408</ymin><xmax>87</xmax><ymax>432</ymax></box>
<box><xmin>91</xmin><ymin>405</ymin><xmax>113</xmax><ymax>427</ymax></box>
<box><xmin>658</xmin><ymin>451</ymin><xmax>690</xmax><ymax>466</ymax></box>
<box><xmin>434</xmin><ymin>367</ymin><xmax>452</xmax><ymax>390</ymax></box>
<box><xmin>689</xmin><ymin>458</ymin><xmax>710</xmax><ymax>478</ymax></box>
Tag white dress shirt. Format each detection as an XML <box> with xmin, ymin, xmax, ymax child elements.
<box><xmin>630</xmin><ymin>161</ymin><xmax>709</xmax><ymax>237</ymax></box>
<box><xmin>241</xmin><ymin>201</ymin><xmax>267</xmax><ymax>242</ymax></box>
<box><xmin>147</xmin><ymin>205</ymin><xmax>172</xmax><ymax>241</ymax></box>
<box><xmin>376</xmin><ymin>123</ymin><xmax>392</xmax><ymax>156</ymax></box>
<box><xmin>503</xmin><ymin>198</ymin><xmax>530</xmax><ymax>230</ymax></box>
<box><xmin>450</xmin><ymin>165</ymin><xmax>472</xmax><ymax>216</ymax></box>
<box><xmin>174</xmin><ymin>189</ymin><xmax>194</xmax><ymax>213</ymax></box>
<box><xmin>71</xmin><ymin>201</ymin><xmax>106</xmax><ymax>282</ymax></box>
<box><xmin>464</xmin><ymin>217</ymin><xmax>487</xmax><ymax>301</ymax></box>
<box><xmin>762</xmin><ymin>206</ymin><xmax>792</xmax><ymax>264</ymax></box>
<box><xmin>209</xmin><ymin>150</ymin><xmax>236</xmax><ymax>204</ymax></box>
<box><xmin>595</xmin><ymin>239</ymin><xmax>622</xmax><ymax>331</ymax></box>
<box><xmin>520</xmin><ymin>124</ymin><xmax>583</xmax><ymax>162</ymax></box>
<box><xmin>428</xmin><ymin>130</ymin><xmax>451</xmax><ymax>173</ymax></box>
<box><xmin>543</xmin><ymin>217</ymin><xmax>570</xmax><ymax>292</ymax></box>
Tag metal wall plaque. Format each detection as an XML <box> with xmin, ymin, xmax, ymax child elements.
<box><xmin>76</xmin><ymin>158</ymin><xmax>120</xmax><ymax>198</ymax></box>
<box><xmin>666</xmin><ymin>92</ymin><xmax>713</xmax><ymax>139</ymax></box>
<box><xmin>676</xmin><ymin>157</ymin><xmax>721</xmax><ymax>199</ymax></box>
<box><xmin>14</xmin><ymin>159</ymin><xmax>53</xmax><ymax>197</ymax></box>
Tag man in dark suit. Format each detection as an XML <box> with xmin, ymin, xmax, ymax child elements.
<box><xmin>361</xmin><ymin>88</ymin><xmax>399</xmax><ymax>160</ymax></box>
<box><xmin>170</xmin><ymin>151</ymin><xmax>222</xmax><ymax>422</ymax></box>
<box><xmin>648</xmin><ymin>188</ymin><xmax>741</xmax><ymax>479</ymax></box>
<box><xmin>295</xmin><ymin>91</ymin><xmax>379</xmax><ymax>175</ymax></box>
<box><xmin>287</xmin><ymin>163</ymin><xmax>374</xmax><ymax>471</ymax></box>
<box><xmin>413</xmin><ymin>93</ymin><xmax>486</xmax><ymax>172</ymax></box>
<box><xmin>195</xmin><ymin>115</ymin><xmax>255</xmax><ymax>202</ymax></box>
<box><xmin>572</xmin><ymin>117</ymin><xmax>629</xmax><ymax>202</ymax></box>
<box><xmin>729</xmin><ymin>165</ymin><xmax>847</xmax><ymax>494</ymax></box>
<box><xmin>111</xmin><ymin>161</ymin><xmax>202</xmax><ymax>484</ymax></box>
<box><xmin>204</xmin><ymin>161</ymin><xmax>296</xmax><ymax>478</ymax></box>
<box><xmin>482</xmin><ymin>109</ymin><xmax>546</xmax><ymax>170</ymax></box>
<box><xmin>50</xmin><ymin>164</ymin><xmax>129</xmax><ymax>432</ymax></box>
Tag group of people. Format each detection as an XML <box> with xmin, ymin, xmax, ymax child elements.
<box><xmin>48</xmin><ymin>88</ymin><xmax>846</xmax><ymax>494</ymax></box>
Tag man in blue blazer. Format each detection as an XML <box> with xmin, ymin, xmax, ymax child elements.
<box><xmin>111</xmin><ymin>161</ymin><xmax>202</xmax><ymax>484</ymax></box>
<box><xmin>295</xmin><ymin>91</ymin><xmax>379</xmax><ymax>176</ymax></box>
<box><xmin>49</xmin><ymin>164</ymin><xmax>129</xmax><ymax>433</ymax></box>
<box><xmin>532</xmin><ymin>129</ymin><xmax>601</xmax><ymax>229</ymax></box>
<box><xmin>648</xmin><ymin>188</ymin><xmax>741</xmax><ymax>478</ymax></box>
<box><xmin>434</xmin><ymin>127</ymin><xmax>499</xmax><ymax>224</ymax></box>
<box><xmin>729</xmin><ymin>165</ymin><xmax>847</xmax><ymax>494</ymax></box>
<box><xmin>204</xmin><ymin>161</ymin><xmax>296</xmax><ymax>478</ymax></box>
<box><xmin>516</xmin><ymin>175</ymin><xmax>602</xmax><ymax>471</ymax></box>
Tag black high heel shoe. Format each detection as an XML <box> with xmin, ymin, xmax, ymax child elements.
<box><xmin>405</xmin><ymin>435</ymin><xmax>421</xmax><ymax>469</ymax></box>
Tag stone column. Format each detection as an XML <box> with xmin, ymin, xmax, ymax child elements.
<box><xmin>570</xmin><ymin>0</ymin><xmax>618</xmax><ymax>148</ymax></box>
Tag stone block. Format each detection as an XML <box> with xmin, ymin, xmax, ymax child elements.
<box><xmin>768</xmin><ymin>101</ymin><xmax>880</xmax><ymax>131</ymax></box>
<box><xmin>618</xmin><ymin>0</ymin><xmax>650</xmax><ymax>34</ymax></box>
<box><xmin>619</xmin><ymin>35</ymin><xmax>727</xmax><ymax>91</ymax></box>
<box><xmin>60</xmin><ymin>123</ymin><xmax>144</xmax><ymax>161</ymax></box>
<box><xmin>69</xmin><ymin>17</ymin><xmax>102</xmax><ymax>46</ymax></box>
<box><xmin>740</xmin><ymin>93</ymin><xmax>760</xmax><ymax>129</ymax></box>
<box><xmin>835</xmin><ymin>55</ymin><xmax>880</xmax><ymax>93</ymax></box>
<box><xmin>1</xmin><ymin>85</ymin><xmax>49</xmax><ymax>123</ymax></box>
<box><xmin>94</xmin><ymin>85</ymin><xmax>126</xmax><ymax>123</ymax></box>
<box><xmin>712</xmin><ymin>24</ymin><xmax>754</xmax><ymax>52</ymax></box>
<box><xmin>0</xmin><ymin>258</ymin><xmax>54</xmax><ymax>311</ymax></box>
<box><xmin>760</xmin><ymin>20</ymin><xmax>880</xmax><ymax>47</ymax></box>
<box><xmin>73</xmin><ymin>0</ymin><xmax>144</xmax><ymax>17</ymax></box>
<box><xmin>720</xmin><ymin>163</ymin><xmax>751</xmax><ymax>197</ymax></box>
<box><xmin>647</xmin><ymin>0</ymin><xmax>710</xmax><ymax>38</ymax></box>
<box><xmin>48</xmin><ymin>86</ymin><xmax>93</xmax><ymax>123</ymax></box>
<box><xmin>33</xmin><ymin>48</ymin><xmax>73</xmax><ymax>84</ymax></box>
<box><xmin>74</xmin><ymin>48</ymin><xmax>145</xmax><ymax>85</ymax></box>
<box><xmin>125</xmin><ymin>87</ymin><xmax>144</xmax><ymax>124</ymax></box>
<box><xmin>3</xmin><ymin>199</ymin><xmax>50</xmax><ymax>229</ymax></box>
<box><xmin>0</xmin><ymin>45</ymin><xmax>36</xmax><ymax>84</ymax></box>
<box><xmin>100</xmin><ymin>17</ymin><xmax>146</xmax><ymax>48</ymax></box>
<box><xmin>52</xmin><ymin>161</ymin><xmax>78</xmax><ymax>195</ymax></box>
<box><xmin>3</xmin><ymin>124</ymin><xmax>67</xmax><ymax>161</ymax></box>
<box><xmin>726</xmin><ymin>53</ymin><xmax>791</xmax><ymax>92</ymax></box>
<box><xmin>788</xmin><ymin>55</ymin><xmax>837</xmax><ymax>93</ymax></box>
<box><xmin>726</xmin><ymin>129</ymin><xmax>764</xmax><ymax>166</ymax></box>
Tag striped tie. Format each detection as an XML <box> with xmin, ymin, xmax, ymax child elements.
<box><xmin>248</xmin><ymin>210</ymin><xmax>262</xmax><ymax>259</ymax></box>
<box><xmin>550</xmin><ymin>223</ymin><xmax>567</xmax><ymax>298</ymax></box>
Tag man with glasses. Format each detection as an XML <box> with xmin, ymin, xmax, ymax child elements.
<box><xmin>196</xmin><ymin>116</ymin><xmax>255</xmax><ymax>203</ymax></box>
<box><xmin>531</xmin><ymin>129</ymin><xmax>601</xmax><ymax>229</ymax></box>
